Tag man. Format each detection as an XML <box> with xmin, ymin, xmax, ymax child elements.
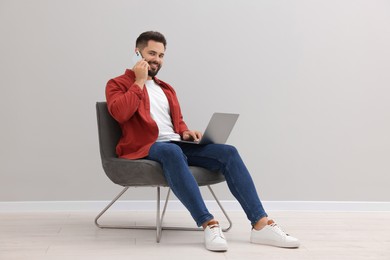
<box><xmin>106</xmin><ymin>31</ymin><xmax>300</xmax><ymax>252</ymax></box>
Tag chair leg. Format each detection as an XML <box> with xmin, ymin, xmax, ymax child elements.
<box><xmin>156</xmin><ymin>186</ymin><xmax>162</xmax><ymax>243</ymax></box>
<box><xmin>94</xmin><ymin>185</ymin><xmax>233</xmax><ymax>242</ymax></box>
<box><xmin>94</xmin><ymin>186</ymin><xmax>130</xmax><ymax>228</ymax></box>
<box><xmin>95</xmin><ymin>186</ymin><xmax>164</xmax><ymax>230</ymax></box>
<box><xmin>155</xmin><ymin>186</ymin><xmax>233</xmax><ymax>232</ymax></box>
<box><xmin>207</xmin><ymin>185</ymin><xmax>233</xmax><ymax>232</ymax></box>
<box><xmin>160</xmin><ymin>188</ymin><xmax>171</xmax><ymax>229</ymax></box>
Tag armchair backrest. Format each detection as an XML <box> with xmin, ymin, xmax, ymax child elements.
<box><xmin>96</xmin><ymin>102</ymin><xmax>121</xmax><ymax>160</ymax></box>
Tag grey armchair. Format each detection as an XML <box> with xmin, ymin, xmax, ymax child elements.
<box><xmin>95</xmin><ymin>102</ymin><xmax>232</xmax><ymax>242</ymax></box>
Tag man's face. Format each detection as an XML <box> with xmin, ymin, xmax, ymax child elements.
<box><xmin>139</xmin><ymin>40</ymin><xmax>165</xmax><ymax>78</ymax></box>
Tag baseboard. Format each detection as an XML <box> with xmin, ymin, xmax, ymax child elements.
<box><xmin>0</xmin><ymin>200</ymin><xmax>389</xmax><ymax>212</ymax></box>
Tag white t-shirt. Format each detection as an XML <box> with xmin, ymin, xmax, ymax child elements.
<box><xmin>145</xmin><ymin>80</ymin><xmax>181</xmax><ymax>142</ymax></box>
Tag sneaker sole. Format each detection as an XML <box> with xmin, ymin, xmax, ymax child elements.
<box><xmin>250</xmin><ymin>239</ymin><xmax>300</xmax><ymax>248</ymax></box>
<box><xmin>206</xmin><ymin>244</ymin><xmax>228</xmax><ymax>252</ymax></box>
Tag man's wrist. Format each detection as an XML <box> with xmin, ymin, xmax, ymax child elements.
<box><xmin>134</xmin><ymin>80</ymin><xmax>145</xmax><ymax>89</ymax></box>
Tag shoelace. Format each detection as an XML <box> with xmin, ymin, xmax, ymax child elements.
<box><xmin>269</xmin><ymin>222</ymin><xmax>290</xmax><ymax>237</ymax></box>
<box><xmin>208</xmin><ymin>224</ymin><xmax>224</xmax><ymax>240</ymax></box>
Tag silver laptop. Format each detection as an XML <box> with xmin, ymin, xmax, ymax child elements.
<box><xmin>171</xmin><ymin>113</ymin><xmax>239</xmax><ymax>145</ymax></box>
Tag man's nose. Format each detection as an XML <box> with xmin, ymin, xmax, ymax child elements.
<box><xmin>154</xmin><ymin>56</ymin><xmax>161</xmax><ymax>63</ymax></box>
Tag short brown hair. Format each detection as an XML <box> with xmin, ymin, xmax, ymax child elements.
<box><xmin>136</xmin><ymin>31</ymin><xmax>167</xmax><ymax>50</ymax></box>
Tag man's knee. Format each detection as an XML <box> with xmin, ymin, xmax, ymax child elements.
<box><xmin>204</xmin><ymin>144</ymin><xmax>240</xmax><ymax>170</ymax></box>
<box><xmin>215</xmin><ymin>144</ymin><xmax>239</xmax><ymax>158</ymax></box>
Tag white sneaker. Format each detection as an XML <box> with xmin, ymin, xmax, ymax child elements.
<box><xmin>204</xmin><ymin>221</ymin><xmax>228</xmax><ymax>252</ymax></box>
<box><xmin>250</xmin><ymin>220</ymin><xmax>300</xmax><ymax>248</ymax></box>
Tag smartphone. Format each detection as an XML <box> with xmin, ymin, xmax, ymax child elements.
<box><xmin>131</xmin><ymin>50</ymin><xmax>143</xmax><ymax>66</ymax></box>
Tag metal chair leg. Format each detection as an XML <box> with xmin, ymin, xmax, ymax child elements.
<box><xmin>160</xmin><ymin>188</ymin><xmax>171</xmax><ymax>228</ymax></box>
<box><xmin>94</xmin><ymin>186</ymin><xmax>130</xmax><ymax>228</ymax></box>
<box><xmin>207</xmin><ymin>185</ymin><xmax>233</xmax><ymax>232</ymax></box>
<box><xmin>94</xmin><ymin>185</ymin><xmax>233</xmax><ymax>242</ymax></box>
<box><xmin>156</xmin><ymin>186</ymin><xmax>162</xmax><ymax>243</ymax></box>
<box><xmin>159</xmin><ymin>186</ymin><xmax>233</xmax><ymax>232</ymax></box>
<box><xmin>95</xmin><ymin>186</ymin><xmax>166</xmax><ymax>230</ymax></box>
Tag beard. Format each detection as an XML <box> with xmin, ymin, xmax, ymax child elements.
<box><xmin>147</xmin><ymin>61</ymin><xmax>161</xmax><ymax>78</ymax></box>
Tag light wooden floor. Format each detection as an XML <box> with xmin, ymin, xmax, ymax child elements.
<box><xmin>0</xmin><ymin>210</ymin><xmax>389</xmax><ymax>260</ymax></box>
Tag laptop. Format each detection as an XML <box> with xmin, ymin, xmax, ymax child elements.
<box><xmin>171</xmin><ymin>113</ymin><xmax>239</xmax><ymax>145</ymax></box>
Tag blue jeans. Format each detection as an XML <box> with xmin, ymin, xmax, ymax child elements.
<box><xmin>145</xmin><ymin>142</ymin><xmax>268</xmax><ymax>227</ymax></box>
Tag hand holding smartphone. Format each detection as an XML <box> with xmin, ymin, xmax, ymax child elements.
<box><xmin>131</xmin><ymin>50</ymin><xmax>143</xmax><ymax>67</ymax></box>
<box><xmin>132</xmin><ymin>50</ymin><xmax>148</xmax><ymax>89</ymax></box>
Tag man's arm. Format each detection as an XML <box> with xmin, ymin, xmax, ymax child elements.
<box><xmin>105</xmin><ymin>79</ymin><xmax>144</xmax><ymax>124</ymax></box>
<box><xmin>106</xmin><ymin>60</ymin><xmax>150</xmax><ymax>123</ymax></box>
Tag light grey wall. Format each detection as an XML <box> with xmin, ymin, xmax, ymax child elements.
<box><xmin>1</xmin><ymin>0</ymin><xmax>389</xmax><ymax>202</ymax></box>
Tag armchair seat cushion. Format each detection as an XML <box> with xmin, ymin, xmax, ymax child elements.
<box><xmin>103</xmin><ymin>158</ymin><xmax>225</xmax><ymax>187</ymax></box>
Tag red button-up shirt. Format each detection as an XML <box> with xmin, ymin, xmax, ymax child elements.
<box><xmin>106</xmin><ymin>69</ymin><xmax>189</xmax><ymax>159</ymax></box>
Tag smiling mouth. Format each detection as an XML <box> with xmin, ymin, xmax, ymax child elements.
<box><xmin>150</xmin><ymin>63</ymin><xmax>159</xmax><ymax>70</ymax></box>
